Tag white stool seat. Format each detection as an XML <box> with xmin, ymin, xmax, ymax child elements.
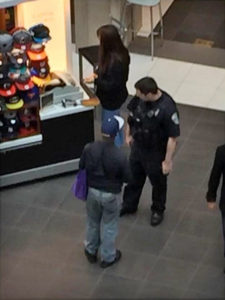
<box><xmin>128</xmin><ymin>0</ymin><xmax>160</xmax><ymax>6</ymax></box>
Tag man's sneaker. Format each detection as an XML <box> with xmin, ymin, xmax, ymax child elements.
<box><xmin>120</xmin><ymin>207</ymin><xmax>137</xmax><ymax>217</ymax></box>
<box><xmin>100</xmin><ymin>250</ymin><xmax>122</xmax><ymax>268</ymax></box>
<box><xmin>84</xmin><ymin>248</ymin><xmax>97</xmax><ymax>263</ymax></box>
<box><xmin>151</xmin><ymin>212</ymin><xmax>164</xmax><ymax>226</ymax></box>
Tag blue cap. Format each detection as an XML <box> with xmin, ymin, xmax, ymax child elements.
<box><xmin>101</xmin><ymin>116</ymin><xmax>124</xmax><ymax>137</ymax></box>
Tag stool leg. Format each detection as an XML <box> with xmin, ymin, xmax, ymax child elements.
<box><xmin>150</xmin><ymin>6</ymin><xmax>154</xmax><ymax>60</ymax></box>
<box><xmin>120</xmin><ymin>0</ymin><xmax>128</xmax><ymax>41</ymax></box>
<box><xmin>158</xmin><ymin>1</ymin><xmax>164</xmax><ymax>43</ymax></box>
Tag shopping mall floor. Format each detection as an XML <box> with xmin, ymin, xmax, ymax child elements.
<box><xmin>1</xmin><ymin>1</ymin><xmax>225</xmax><ymax>295</ymax></box>
<box><xmin>1</xmin><ymin>97</ymin><xmax>225</xmax><ymax>299</ymax></box>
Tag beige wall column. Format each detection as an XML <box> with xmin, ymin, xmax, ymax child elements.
<box><xmin>73</xmin><ymin>0</ymin><xmax>142</xmax><ymax>50</ymax></box>
<box><xmin>74</xmin><ymin>0</ymin><xmax>110</xmax><ymax>50</ymax></box>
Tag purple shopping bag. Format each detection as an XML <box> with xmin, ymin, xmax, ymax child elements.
<box><xmin>71</xmin><ymin>169</ymin><xmax>88</xmax><ymax>201</ymax></box>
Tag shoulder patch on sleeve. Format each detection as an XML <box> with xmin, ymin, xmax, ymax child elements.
<box><xmin>171</xmin><ymin>112</ymin><xmax>179</xmax><ymax>125</ymax></box>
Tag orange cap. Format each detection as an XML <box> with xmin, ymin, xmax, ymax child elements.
<box><xmin>27</xmin><ymin>50</ymin><xmax>47</xmax><ymax>61</ymax></box>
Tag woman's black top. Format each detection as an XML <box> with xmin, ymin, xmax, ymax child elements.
<box><xmin>95</xmin><ymin>57</ymin><xmax>130</xmax><ymax>110</ymax></box>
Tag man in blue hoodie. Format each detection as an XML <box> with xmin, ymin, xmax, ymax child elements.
<box><xmin>79</xmin><ymin>116</ymin><xmax>131</xmax><ymax>268</ymax></box>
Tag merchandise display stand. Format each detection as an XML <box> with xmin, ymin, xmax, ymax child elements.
<box><xmin>0</xmin><ymin>103</ymin><xmax>94</xmax><ymax>187</ymax></box>
<box><xmin>0</xmin><ymin>0</ymin><xmax>95</xmax><ymax>187</ymax></box>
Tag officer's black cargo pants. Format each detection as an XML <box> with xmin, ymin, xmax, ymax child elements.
<box><xmin>123</xmin><ymin>144</ymin><xmax>167</xmax><ymax>214</ymax></box>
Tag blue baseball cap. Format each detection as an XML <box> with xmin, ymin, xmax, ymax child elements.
<box><xmin>101</xmin><ymin>115</ymin><xmax>124</xmax><ymax>137</ymax></box>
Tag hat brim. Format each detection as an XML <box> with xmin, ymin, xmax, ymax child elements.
<box><xmin>19</xmin><ymin>127</ymin><xmax>37</xmax><ymax>136</ymax></box>
<box><xmin>31</xmin><ymin>74</ymin><xmax>51</xmax><ymax>86</ymax></box>
<box><xmin>114</xmin><ymin>115</ymin><xmax>124</xmax><ymax>130</ymax></box>
<box><xmin>6</xmin><ymin>99</ymin><xmax>24</xmax><ymax>110</ymax></box>
<box><xmin>27</xmin><ymin>50</ymin><xmax>47</xmax><ymax>61</ymax></box>
<box><xmin>16</xmin><ymin>80</ymin><xmax>34</xmax><ymax>91</ymax></box>
<box><xmin>0</xmin><ymin>85</ymin><xmax>16</xmax><ymax>97</ymax></box>
<box><xmin>33</xmin><ymin>36</ymin><xmax>51</xmax><ymax>44</ymax></box>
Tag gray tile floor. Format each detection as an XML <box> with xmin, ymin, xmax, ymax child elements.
<box><xmin>1</xmin><ymin>103</ymin><xmax>225</xmax><ymax>299</ymax></box>
<box><xmin>161</xmin><ymin>0</ymin><xmax>225</xmax><ymax>49</ymax></box>
<box><xmin>129</xmin><ymin>0</ymin><xmax>225</xmax><ymax>68</ymax></box>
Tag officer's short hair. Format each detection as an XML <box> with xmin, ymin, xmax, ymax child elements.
<box><xmin>135</xmin><ymin>77</ymin><xmax>158</xmax><ymax>95</ymax></box>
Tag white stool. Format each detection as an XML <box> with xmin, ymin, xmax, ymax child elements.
<box><xmin>120</xmin><ymin>0</ymin><xmax>163</xmax><ymax>60</ymax></box>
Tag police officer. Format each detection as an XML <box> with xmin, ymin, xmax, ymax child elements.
<box><xmin>120</xmin><ymin>77</ymin><xmax>180</xmax><ymax>226</ymax></box>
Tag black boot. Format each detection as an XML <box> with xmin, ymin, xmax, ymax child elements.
<box><xmin>151</xmin><ymin>212</ymin><xmax>164</xmax><ymax>226</ymax></box>
<box><xmin>100</xmin><ymin>250</ymin><xmax>122</xmax><ymax>268</ymax></box>
<box><xmin>84</xmin><ymin>248</ymin><xmax>97</xmax><ymax>263</ymax></box>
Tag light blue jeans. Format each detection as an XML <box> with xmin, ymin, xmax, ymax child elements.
<box><xmin>102</xmin><ymin>109</ymin><xmax>124</xmax><ymax>147</ymax></box>
<box><xmin>85</xmin><ymin>187</ymin><xmax>121</xmax><ymax>262</ymax></box>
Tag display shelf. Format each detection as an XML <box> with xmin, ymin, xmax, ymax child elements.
<box><xmin>39</xmin><ymin>102</ymin><xmax>93</xmax><ymax>121</ymax></box>
<box><xmin>0</xmin><ymin>133</ymin><xmax>42</xmax><ymax>151</ymax></box>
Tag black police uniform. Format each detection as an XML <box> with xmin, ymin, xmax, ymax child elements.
<box><xmin>122</xmin><ymin>90</ymin><xmax>180</xmax><ymax>214</ymax></box>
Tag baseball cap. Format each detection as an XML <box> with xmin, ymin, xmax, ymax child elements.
<box><xmin>8</xmin><ymin>48</ymin><xmax>28</xmax><ymax>69</ymax></box>
<box><xmin>0</xmin><ymin>80</ymin><xmax>16</xmax><ymax>97</ymax></box>
<box><xmin>5</xmin><ymin>95</ymin><xmax>24</xmax><ymax>110</ymax></box>
<box><xmin>29</xmin><ymin>57</ymin><xmax>48</xmax><ymax>69</ymax></box>
<box><xmin>27</xmin><ymin>49</ymin><xmax>47</xmax><ymax>61</ymax></box>
<box><xmin>19</xmin><ymin>126</ymin><xmax>37</xmax><ymax>136</ymax></box>
<box><xmin>30</xmin><ymin>64</ymin><xmax>50</xmax><ymax>78</ymax></box>
<box><xmin>2</xmin><ymin>111</ymin><xmax>20</xmax><ymax>139</ymax></box>
<box><xmin>31</xmin><ymin>74</ymin><xmax>51</xmax><ymax>87</ymax></box>
<box><xmin>0</xmin><ymin>31</ymin><xmax>13</xmax><ymax>53</ymax></box>
<box><xmin>9</xmin><ymin>66</ymin><xmax>28</xmax><ymax>80</ymax></box>
<box><xmin>15</xmin><ymin>74</ymin><xmax>34</xmax><ymax>91</ymax></box>
<box><xmin>11</xmin><ymin>27</ymin><xmax>32</xmax><ymax>50</ymax></box>
<box><xmin>29</xmin><ymin>24</ymin><xmax>51</xmax><ymax>44</ymax></box>
<box><xmin>20</xmin><ymin>85</ymin><xmax>39</xmax><ymax>103</ymax></box>
<box><xmin>101</xmin><ymin>115</ymin><xmax>124</xmax><ymax>137</ymax></box>
<box><xmin>19</xmin><ymin>107</ymin><xmax>37</xmax><ymax>122</ymax></box>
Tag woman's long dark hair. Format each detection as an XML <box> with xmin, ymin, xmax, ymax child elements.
<box><xmin>97</xmin><ymin>24</ymin><xmax>130</xmax><ymax>74</ymax></box>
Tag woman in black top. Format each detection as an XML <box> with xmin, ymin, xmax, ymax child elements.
<box><xmin>85</xmin><ymin>24</ymin><xmax>130</xmax><ymax>147</ymax></box>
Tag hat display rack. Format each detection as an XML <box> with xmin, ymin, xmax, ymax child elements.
<box><xmin>0</xmin><ymin>24</ymin><xmax>51</xmax><ymax>142</ymax></box>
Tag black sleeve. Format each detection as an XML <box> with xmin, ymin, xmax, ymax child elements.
<box><xmin>206</xmin><ymin>147</ymin><xmax>223</xmax><ymax>202</ymax></box>
<box><xmin>127</xmin><ymin>96</ymin><xmax>140</xmax><ymax>112</ymax></box>
<box><xmin>95</xmin><ymin>61</ymin><xmax>124</xmax><ymax>92</ymax></box>
<box><xmin>163</xmin><ymin>105</ymin><xmax>180</xmax><ymax>138</ymax></box>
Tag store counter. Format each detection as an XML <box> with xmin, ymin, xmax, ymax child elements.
<box><xmin>0</xmin><ymin>102</ymin><xmax>94</xmax><ymax>187</ymax></box>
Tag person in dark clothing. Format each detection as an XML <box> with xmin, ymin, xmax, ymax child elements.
<box><xmin>79</xmin><ymin>115</ymin><xmax>131</xmax><ymax>268</ymax></box>
<box><xmin>120</xmin><ymin>77</ymin><xmax>180</xmax><ymax>226</ymax></box>
<box><xmin>84</xmin><ymin>24</ymin><xmax>130</xmax><ymax>147</ymax></box>
<box><xmin>206</xmin><ymin>144</ymin><xmax>225</xmax><ymax>273</ymax></box>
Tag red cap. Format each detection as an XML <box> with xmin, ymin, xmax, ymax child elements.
<box><xmin>0</xmin><ymin>84</ymin><xmax>16</xmax><ymax>97</ymax></box>
<box><xmin>15</xmin><ymin>79</ymin><xmax>34</xmax><ymax>91</ymax></box>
